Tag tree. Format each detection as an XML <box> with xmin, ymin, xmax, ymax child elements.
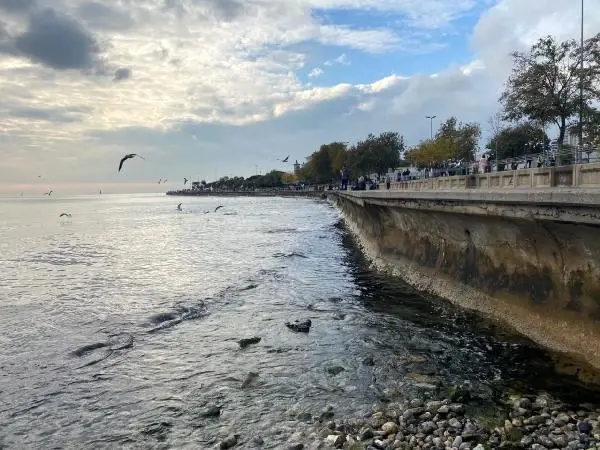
<box><xmin>435</xmin><ymin>117</ymin><xmax>481</xmax><ymax>162</ymax></box>
<box><xmin>299</xmin><ymin>142</ymin><xmax>348</xmax><ymax>183</ymax></box>
<box><xmin>405</xmin><ymin>139</ymin><xmax>454</xmax><ymax>168</ymax></box>
<box><xmin>569</xmin><ymin>107</ymin><xmax>600</xmax><ymax>149</ymax></box>
<box><xmin>486</xmin><ymin>122</ymin><xmax>549</xmax><ymax>160</ymax></box>
<box><xmin>500</xmin><ymin>34</ymin><xmax>600</xmax><ymax>145</ymax></box>
<box><xmin>346</xmin><ymin>131</ymin><xmax>404</xmax><ymax>176</ymax></box>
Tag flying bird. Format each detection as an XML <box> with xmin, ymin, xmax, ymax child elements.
<box><xmin>214</xmin><ymin>205</ymin><xmax>224</xmax><ymax>212</ymax></box>
<box><xmin>281</xmin><ymin>155</ymin><xmax>289</xmax><ymax>163</ymax></box>
<box><xmin>118</xmin><ymin>153</ymin><xmax>145</xmax><ymax>172</ymax></box>
<box><xmin>44</xmin><ymin>190</ymin><xmax>53</xmax><ymax>196</ymax></box>
<box><xmin>184</xmin><ymin>178</ymin><xmax>188</xmax><ymax>185</ymax></box>
<box><xmin>59</xmin><ymin>213</ymin><xmax>72</xmax><ymax>218</ymax></box>
<box><xmin>177</xmin><ymin>203</ymin><xmax>182</xmax><ymax>211</ymax></box>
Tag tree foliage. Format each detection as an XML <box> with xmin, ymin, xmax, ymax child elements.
<box><xmin>486</xmin><ymin>122</ymin><xmax>549</xmax><ymax>160</ymax></box>
<box><xmin>500</xmin><ymin>34</ymin><xmax>600</xmax><ymax>145</ymax></box>
<box><xmin>299</xmin><ymin>132</ymin><xmax>404</xmax><ymax>183</ymax></box>
<box><xmin>404</xmin><ymin>117</ymin><xmax>480</xmax><ymax>168</ymax></box>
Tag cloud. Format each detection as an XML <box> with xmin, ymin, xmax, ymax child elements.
<box><xmin>1</xmin><ymin>0</ymin><xmax>598</xmax><ymax>187</ymax></box>
<box><xmin>0</xmin><ymin>0</ymin><xmax>36</xmax><ymax>14</ymax></box>
<box><xmin>7</xmin><ymin>106</ymin><xmax>88</xmax><ymax>123</ymax></box>
<box><xmin>13</xmin><ymin>8</ymin><xmax>102</xmax><ymax>70</ymax></box>
<box><xmin>308</xmin><ymin>67</ymin><xmax>324</xmax><ymax>78</ymax></box>
<box><xmin>76</xmin><ymin>2</ymin><xmax>135</xmax><ymax>31</ymax></box>
<box><xmin>328</xmin><ymin>52</ymin><xmax>351</xmax><ymax>66</ymax></box>
<box><xmin>113</xmin><ymin>67</ymin><xmax>131</xmax><ymax>82</ymax></box>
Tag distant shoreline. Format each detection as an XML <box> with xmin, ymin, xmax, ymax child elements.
<box><xmin>165</xmin><ymin>189</ymin><xmax>326</xmax><ymax>198</ymax></box>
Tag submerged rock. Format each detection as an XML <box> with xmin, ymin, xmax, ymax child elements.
<box><xmin>220</xmin><ymin>434</ymin><xmax>239</xmax><ymax>449</ymax></box>
<box><xmin>285</xmin><ymin>319</ymin><xmax>312</xmax><ymax>333</ymax></box>
<box><xmin>238</xmin><ymin>337</ymin><xmax>261</xmax><ymax>348</ymax></box>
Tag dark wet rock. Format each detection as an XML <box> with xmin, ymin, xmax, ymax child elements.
<box><xmin>285</xmin><ymin>319</ymin><xmax>312</xmax><ymax>333</ymax></box>
<box><xmin>359</xmin><ymin>427</ymin><xmax>374</xmax><ymax>440</ymax></box>
<box><xmin>287</xmin><ymin>443</ymin><xmax>304</xmax><ymax>450</ymax></box>
<box><xmin>362</xmin><ymin>356</ymin><xmax>375</xmax><ymax>366</ymax></box>
<box><xmin>149</xmin><ymin>312</ymin><xmax>178</xmax><ymax>324</ymax></box>
<box><xmin>142</xmin><ymin>421</ymin><xmax>172</xmax><ymax>441</ymax></box>
<box><xmin>578</xmin><ymin>421</ymin><xmax>592</xmax><ymax>434</ymax></box>
<box><xmin>241</xmin><ymin>371</ymin><xmax>259</xmax><ymax>389</ymax></box>
<box><xmin>319</xmin><ymin>405</ymin><xmax>334</xmax><ymax>422</ymax></box>
<box><xmin>252</xmin><ymin>436</ymin><xmax>264</xmax><ymax>446</ymax></box>
<box><xmin>449</xmin><ymin>385</ymin><xmax>471</xmax><ymax>403</ymax></box>
<box><xmin>200</xmin><ymin>405</ymin><xmax>222</xmax><ymax>418</ymax></box>
<box><xmin>402</xmin><ymin>407</ymin><xmax>424</xmax><ymax>419</ymax></box>
<box><xmin>220</xmin><ymin>434</ymin><xmax>239</xmax><ymax>449</ymax></box>
<box><xmin>326</xmin><ymin>366</ymin><xmax>345</xmax><ymax>376</ymax></box>
<box><xmin>72</xmin><ymin>342</ymin><xmax>107</xmax><ymax>357</ymax></box>
<box><xmin>238</xmin><ymin>337</ymin><xmax>261</xmax><ymax>348</ymax></box>
<box><xmin>332</xmin><ymin>313</ymin><xmax>346</xmax><ymax>321</ymax></box>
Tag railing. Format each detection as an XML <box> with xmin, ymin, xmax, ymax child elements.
<box><xmin>378</xmin><ymin>162</ymin><xmax>600</xmax><ymax>191</ymax></box>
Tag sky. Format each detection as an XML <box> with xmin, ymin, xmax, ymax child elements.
<box><xmin>0</xmin><ymin>0</ymin><xmax>598</xmax><ymax>194</ymax></box>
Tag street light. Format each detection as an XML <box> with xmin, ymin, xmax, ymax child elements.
<box><xmin>578</xmin><ymin>0</ymin><xmax>584</xmax><ymax>163</ymax></box>
<box><xmin>426</xmin><ymin>115</ymin><xmax>436</xmax><ymax>140</ymax></box>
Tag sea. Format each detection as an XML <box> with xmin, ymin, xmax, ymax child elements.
<box><xmin>0</xmin><ymin>193</ymin><xmax>596</xmax><ymax>449</ymax></box>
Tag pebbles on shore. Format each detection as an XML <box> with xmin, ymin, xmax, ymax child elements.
<box><xmin>283</xmin><ymin>393</ymin><xmax>600</xmax><ymax>450</ymax></box>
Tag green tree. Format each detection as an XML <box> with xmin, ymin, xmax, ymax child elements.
<box><xmin>300</xmin><ymin>142</ymin><xmax>348</xmax><ymax>183</ymax></box>
<box><xmin>346</xmin><ymin>131</ymin><xmax>404</xmax><ymax>176</ymax></box>
<box><xmin>569</xmin><ymin>107</ymin><xmax>600</xmax><ymax>149</ymax></box>
<box><xmin>500</xmin><ymin>34</ymin><xmax>600</xmax><ymax>145</ymax></box>
<box><xmin>435</xmin><ymin>117</ymin><xmax>481</xmax><ymax>162</ymax></box>
<box><xmin>486</xmin><ymin>122</ymin><xmax>549</xmax><ymax>160</ymax></box>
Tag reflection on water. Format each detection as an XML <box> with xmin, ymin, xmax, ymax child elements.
<box><xmin>0</xmin><ymin>194</ymin><xmax>597</xmax><ymax>449</ymax></box>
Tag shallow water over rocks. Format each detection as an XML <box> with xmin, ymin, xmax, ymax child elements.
<box><xmin>0</xmin><ymin>194</ymin><xmax>598</xmax><ymax>449</ymax></box>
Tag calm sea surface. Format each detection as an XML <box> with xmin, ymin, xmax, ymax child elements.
<box><xmin>0</xmin><ymin>194</ymin><xmax>596</xmax><ymax>449</ymax></box>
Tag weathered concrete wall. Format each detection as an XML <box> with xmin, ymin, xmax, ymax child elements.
<box><xmin>332</xmin><ymin>190</ymin><xmax>600</xmax><ymax>376</ymax></box>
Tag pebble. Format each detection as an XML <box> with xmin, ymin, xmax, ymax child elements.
<box><xmin>381</xmin><ymin>422</ymin><xmax>398</xmax><ymax>435</ymax></box>
<box><xmin>288</xmin><ymin>393</ymin><xmax>600</xmax><ymax>450</ymax></box>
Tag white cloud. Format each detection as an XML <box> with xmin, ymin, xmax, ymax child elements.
<box><xmin>0</xmin><ymin>0</ymin><xmax>598</xmax><ymax>189</ymax></box>
<box><xmin>324</xmin><ymin>52</ymin><xmax>350</xmax><ymax>66</ymax></box>
<box><xmin>308</xmin><ymin>67</ymin><xmax>324</xmax><ymax>77</ymax></box>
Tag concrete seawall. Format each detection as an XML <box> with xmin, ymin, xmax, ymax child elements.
<box><xmin>331</xmin><ymin>186</ymin><xmax>600</xmax><ymax>379</ymax></box>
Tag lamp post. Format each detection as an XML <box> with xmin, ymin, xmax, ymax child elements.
<box><xmin>426</xmin><ymin>115</ymin><xmax>436</xmax><ymax>140</ymax></box>
<box><xmin>579</xmin><ymin>0</ymin><xmax>584</xmax><ymax>163</ymax></box>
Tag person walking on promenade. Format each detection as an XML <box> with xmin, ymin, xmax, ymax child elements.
<box><xmin>341</xmin><ymin>166</ymin><xmax>349</xmax><ymax>190</ymax></box>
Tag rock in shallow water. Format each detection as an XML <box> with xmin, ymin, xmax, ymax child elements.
<box><xmin>285</xmin><ymin>319</ymin><xmax>312</xmax><ymax>333</ymax></box>
<box><xmin>219</xmin><ymin>434</ymin><xmax>239</xmax><ymax>449</ymax></box>
<box><xmin>238</xmin><ymin>337</ymin><xmax>261</xmax><ymax>348</ymax></box>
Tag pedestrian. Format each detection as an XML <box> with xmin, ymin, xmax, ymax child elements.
<box><xmin>341</xmin><ymin>166</ymin><xmax>349</xmax><ymax>190</ymax></box>
<box><xmin>386</xmin><ymin>174</ymin><xmax>391</xmax><ymax>190</ymax></box>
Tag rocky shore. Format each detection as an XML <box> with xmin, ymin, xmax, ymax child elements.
<box><xmin>266</xmin><ymin>391</ymin><xmax>600</xmax><ymax>450</ymax></box>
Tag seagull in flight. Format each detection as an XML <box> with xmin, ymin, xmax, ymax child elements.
<box><xmin>44</xmin><ymin>190</ymin><xmax>53</xmax><ymax>196</ymax></box>
<box><xmin>184</xmin><ymin>177</ymin><xmax>188</xmax><ymax>185</ymax></box>
<box><xmin>118</xmin><ymin>153</ymin><xmax>145</xmax><ymax>172</ymax></box>
<box><xmin>59</xmin><ymin>213</ymin><xmax>72</xmax><ymax>218</ymax></box>
<box><xmin>214</xmin><ymin>205</ymin><xmax>224</xmax><ymax>212</ymax></box>
<box><xmin>177</xmin><ymin>203</ymin><xmax>182</xmax><ymax>211</ymax></box>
